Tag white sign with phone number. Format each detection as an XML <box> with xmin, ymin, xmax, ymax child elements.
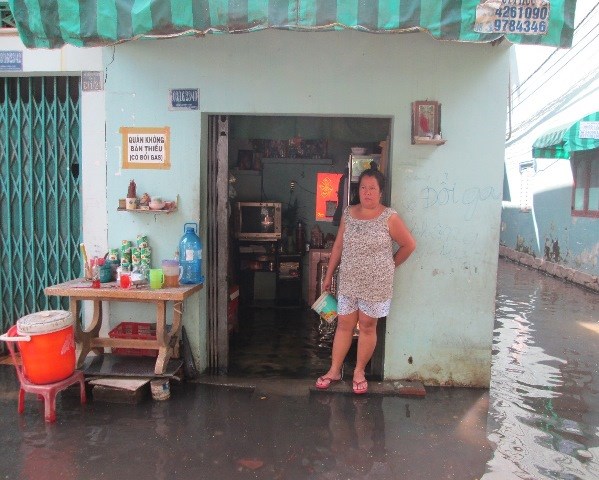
<box><xmin>474</xmin><ymin>0</ymin><xmax>550</xmax><ymax>35</ymax></box>
<box><xmin>579</xmin><ymin>122</ymin><xmax>599</xmax><ymax>140</ymax></box>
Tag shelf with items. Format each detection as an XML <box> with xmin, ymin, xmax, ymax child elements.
<box><xmin>278</xmin><ymin>255</ymin><xmax>301</xmax><ymax>279</ymax></box>
<box><xmin>261</xmin><ymin>158</ymin><xmax>333</xmax><ymax>166</ymax></box>
<box><xmin>276</xmin><ymin>253</ymin><xmax>302</xmax><ymax>305</ymax></box>
<box><xmin>117</xmin><ymin>194</ymin><xmax>179</xmax><ymax>213</ymax></box>
<box><xmin>231</xmin><ymin>168</ymin><xmax>262</xmax><ymax>176</ymax></box>
<box><xmin>235</xmin><ymin>239</ymin><xmax>303</xmax><ymax>306</ymax></box>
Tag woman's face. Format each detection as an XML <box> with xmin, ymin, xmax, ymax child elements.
<box><xmin>359</xmin><ymin>175</ymin><xmax>381</xmax><ymax>207</ymax></box>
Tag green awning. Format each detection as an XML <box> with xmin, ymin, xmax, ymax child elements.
<box><xmin>532</xmin><ymin>112</ymin><xmax>599</xmax><ymax>159</ymax></box>
<box><xmin>8</xmin><ymin>0</ymin><xmax>577</xmax><ymax>49</ymax></box>
<box><xmin>565</xmin><ymin>111</ymin><xmax>599</xmax><ymax>153</ymax></box>
<box><xmin>532</xmin><ymin>123</ymin><xmax>571</xmax><ymax>159</ymax></box>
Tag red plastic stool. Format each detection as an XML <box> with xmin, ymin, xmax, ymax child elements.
<box><xmin>0</xmin><ymin>325</ymin><xmax>86</xmax><ymax>423</ymax></box>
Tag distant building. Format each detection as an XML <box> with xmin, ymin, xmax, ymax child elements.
<box><xmin>501</xmin><ymin>1</ymin><xmax>599</xmax><ymax>290</ymax></box>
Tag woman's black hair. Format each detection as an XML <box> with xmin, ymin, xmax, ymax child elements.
<box><xmin>357</xmin><ymin>161</ymin><xmax>386</xmax><ymax>192</ymax></box>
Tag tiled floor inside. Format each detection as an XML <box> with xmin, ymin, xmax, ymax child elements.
<box><xmin>228</xmin><ymin>304</ymin><xmax>338</xmax><ymax>379</ymax></box>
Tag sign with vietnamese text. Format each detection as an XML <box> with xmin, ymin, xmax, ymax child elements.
<box><xmin>474</xmin><ymin>0</ymin><xmax>550</xmax><ymax>35</ymax></box>
<box><xmin>0</xmin><ymin>51</ymin><xmax>22</xmax><ymax>71</ymax></box>
<box><xmin>169</xmin><ymin>89</ymin><xmax>199</xmax><ymax>111</ymax></box>
<box><xmin>119</xmin><ymin>127</ymin><xmax>171</xmax><ymax>170</ymax></box>
<box><xmin>82</xmin><ymin>71</ymin><xmax>103</xmax><ymax>92</ymax></box>
<box><xmin>579</xmin><ymin>121</ymin><xmax>599</xmax><ymax>140</ymax></box>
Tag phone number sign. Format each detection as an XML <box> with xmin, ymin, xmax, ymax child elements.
<box><xmin>169</xmin><ymin>89</ymin><xmax>199</xmax><ymax>111</ymax></box>
<box><xmin>474</xmin><ymin>0</ymin><xmax>550</xmax><ymax>35</ymax></box>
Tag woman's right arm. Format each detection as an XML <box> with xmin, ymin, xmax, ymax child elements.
<box><xmin>323</xmin><ymin>216</ymin><xmax>345</xmax><ymax>292</ymax></box>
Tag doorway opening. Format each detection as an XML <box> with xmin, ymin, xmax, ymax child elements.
<box><xmin>207</xmin><ymin>114</ymin><xmax>392</xmax><ymax>379</ymax></box>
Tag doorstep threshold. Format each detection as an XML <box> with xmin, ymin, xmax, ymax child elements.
<box><xmin>194</xmin><ymin>374</ymin><xmax>426</xmax><ymax>398</ymax></box>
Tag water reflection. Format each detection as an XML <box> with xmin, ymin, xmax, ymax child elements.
<box><xmin>317</xmin><ymin>395</ymin><xmax>387</xmax><ymax>477</ymax></box>
<box><xmin>484</xmin><ymin>260</ymin><xmax>599</xmax><ymax>479</ymax></box>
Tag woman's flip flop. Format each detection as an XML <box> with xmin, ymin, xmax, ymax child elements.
<box><xmin>352</xmin><ymin>380</ymin><xmax>368</xmax><ymax>395</ymax></box>
<box><xmin>315</xmin><ymin>376</ymin><xmax>342</xmax><ymax>390</ymax></box>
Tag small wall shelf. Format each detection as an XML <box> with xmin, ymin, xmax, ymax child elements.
<box><xmin>117</xmin><ymin>207</ymin><xmax>178</xmax><ymax>214</ymax></box>
<box><xmin>413</xmin><ymin>136</ymin><xmax>446</xmax><ymax>146</ymax></box>
<box><xmin>231</xmin><ymin>168</ymin><xmax>262</xmax><ymax>176</ymax></box>
<box><xmin>262</xmin><ymin>158</ymin><xmax>333</xmax><ymax>166</ymax></box>
<box><xmin>117</xmin><ymin>194</ymin><xmax>179</xmax><ymax>213</ymax></box>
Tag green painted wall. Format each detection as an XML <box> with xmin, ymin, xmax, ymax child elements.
<box><xmin>104</xmin><ymin>29</ymin><xmax>510</xmax><ymax>386</ymax></box>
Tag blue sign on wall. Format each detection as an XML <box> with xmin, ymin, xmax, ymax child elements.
<box><xmin>169</xmin><ymin>89</ymin><xmax>199</xmax><ymax>111</ymax></box>
<box><xmin>0</xmin><ymin>51</ymin><xmax>23</xmax><ymax>71</ymax></box>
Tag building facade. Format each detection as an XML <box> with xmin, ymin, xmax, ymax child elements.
<box><xmin>2</xmin><ymin>0</ymin><xmax>579</xmax><ymax>385</ymax></box>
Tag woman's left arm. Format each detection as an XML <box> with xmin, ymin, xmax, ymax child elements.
<box><xmin>388</xmin><ymin>213</ymin><xmax>416</xmax><ymax>267</ymax></box>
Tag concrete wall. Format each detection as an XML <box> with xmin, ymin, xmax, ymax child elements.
<box><xmin>103</xmin><ymin>30</ymin><xmax>510</xmax><ymax>386</ymax></box>
<box><xmin>501</xmin><ymin>155</ymin><xmax>599</xmax><ymax>278</ymax></box>
<box><xmin>499</xmin><ymin>246</ymin><xmax>599</xmax><ymax>292</ymax></box>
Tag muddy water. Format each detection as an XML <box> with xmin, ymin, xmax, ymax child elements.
<box><xmin>484</xmin><ymin>260</ymin><xmax>599</xmax><ymax>479</ymax></box>
<box><xmin>0</xmin><ymin>259</ymin><xmax>597</xmax><ymax>480</ymax></box>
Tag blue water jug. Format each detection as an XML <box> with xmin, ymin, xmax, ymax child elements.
<box><xmin>179</xmin><ymin>222</ymin><xmax>204</xmax><ymax>284</ymax></box>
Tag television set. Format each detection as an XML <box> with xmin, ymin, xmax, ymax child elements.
<box><xmin>234</xmin><ymin>202</ymin><xmax>282</xmax><ymax>241</ymax></box>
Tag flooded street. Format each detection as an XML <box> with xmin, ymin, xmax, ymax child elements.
<box><xmin>484</xmin><ymin>259</ymin><xmax>599</xmax><ymax>479</ymax></box>
<box><xmin>0</xmin><ymin>258</ymin><xmax>597</xmax><ymax>479</ymax></box>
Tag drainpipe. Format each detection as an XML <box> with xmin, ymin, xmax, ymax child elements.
<box><xmin>506</xmin><ymin>72</ymin><xmax>512</xmax><ymax>141</ymax></box>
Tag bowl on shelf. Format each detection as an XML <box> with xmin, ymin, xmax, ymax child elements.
<box><xmin>149</xmin><ymin>200</ymin><xmax>165</xmax><ymax>210</ymax></box>
<box><xmin>351</xmin><ymin>147</ymin><xmax>366</xmax><ymax>155</ymax></box>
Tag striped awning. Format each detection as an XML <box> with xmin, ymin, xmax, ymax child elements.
<box><xmin>532</xmin><ymin>112</ymin><xmax>599</xmax><ymax>159</ymax></box>
<box><xmin>532</xmin><ymin>123</ymin><xmax>572</xmax><ymax>159</ymax></box>
<box><xmin>8</xmin><ymin>0</ymin><xmax>577</xmax><ymax>49</ymax></box>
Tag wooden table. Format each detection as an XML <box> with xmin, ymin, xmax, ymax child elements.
<box><xmin>45</xmin><ymin>279</ymin><xmax>203</xmax><ymax>375</ymax></box>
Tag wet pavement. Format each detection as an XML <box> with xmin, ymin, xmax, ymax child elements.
<box><xmin>0</xmin><ymin>258</ymin><xmax>597</xmax><ymax>480</ymax></box>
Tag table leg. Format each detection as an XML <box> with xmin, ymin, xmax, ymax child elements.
<box><xmin>154</xmin><ymin>301</ymin><xmax>170</xmax><ymax>375</ymax></box>
<box><xmin>154</xmin><ymin>299</ymin><xmax>185</xmax><ymax>374</ymax></box>
<box><xmin>171</xmin><ymin>300</ymin><xmax>183</xmax><ymax>358</ymax></box>
<box><xmin>72</xmin><ymin>299</ymin><xmax>103</xmax><ymax>368</ymax></box>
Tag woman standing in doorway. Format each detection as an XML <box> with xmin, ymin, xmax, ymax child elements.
<box><xmin>315</xmin><ymin>166</ymin><xmax>416</xmax><ymax>394</ymax></box>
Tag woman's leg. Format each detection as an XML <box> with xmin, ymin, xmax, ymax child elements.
<box><xmin>353</xmin><ymin>311</ymin><xmax>378</xmax><ymax>387</ymax></box>
<box><xmin>318</xmin><ymin>310</ymin><xmax>358</xmax><ymax>381</ymax></box>
<box><xmin>329</xmin><ymin>311</ymin><xmax>359</xmax><ymax>376</ymax></box>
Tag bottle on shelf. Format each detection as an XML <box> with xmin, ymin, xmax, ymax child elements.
<box><xmin>295</xmin><ymin>220</ymin><xmax>305</xmax><ymax>255</ymax></box>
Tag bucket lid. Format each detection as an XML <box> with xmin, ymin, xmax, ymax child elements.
<box><xmin>17</xmin><ymin>310</ymin><xmax>73</xmax><ymax>336</ymax></box>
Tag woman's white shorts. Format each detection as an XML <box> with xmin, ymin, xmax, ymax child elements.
<box><xmin>336</xmin><ymin>294</ymin><xmax>391</xmax><ymax>319</ymax></box>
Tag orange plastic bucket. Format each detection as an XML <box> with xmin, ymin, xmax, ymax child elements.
<box><xmin>15</xmin><ymin>310</ymin><xmax>76</xmax><ymax>384</ymax></box>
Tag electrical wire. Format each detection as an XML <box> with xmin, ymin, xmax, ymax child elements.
<box><xmin>511</xmin><ymin>24</ymin><xmax>599</xmax><ymax>112</ymax></box>
<box><xmin>512</xmin><ymin>2</ymin><xmax>599</xmax><ymax>96</ymax></box>
<box><xmin>506</xmin><ymin>3</ymin><xmax>599</xmax><ymax>135</ymax></box>
<box><xmin>508</xmin><ymin>70</ymin><xmax>599</xmax><ymax>145</ymax></box>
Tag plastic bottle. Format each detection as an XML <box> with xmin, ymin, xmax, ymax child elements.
<box><xmin>91</xmin><ymin>257</ymin><xmax>100</xmax><ymax>288</ymax></box>
<box><xmin>295</xmin><ymin>220</ymin><xmax>305</xmax><ymax>255</ymax></box>
<box><xmin>179</xmin><ymin>222</ymin><xmax>203</xmax><ymax>284</ymax></box>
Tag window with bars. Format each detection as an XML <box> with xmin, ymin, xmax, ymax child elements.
<box><xmin>571</xmin><ymin>149</ymin><xmax>599</xmax><ymax>218</ymax></box>
<box><xmin>0</xmin><ymin>2</ymin><xmax>16</xmax><ymax>29</ymax></box>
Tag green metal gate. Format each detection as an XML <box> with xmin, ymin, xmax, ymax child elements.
<box><xmin>0</xmin><ymin>76</ymin><xmax>82</xmax><ymax>338</ymax></box>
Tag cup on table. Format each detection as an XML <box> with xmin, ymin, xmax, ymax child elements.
<box><xmin>149</xmin><ymin>268</ymin><xmax>165</xmax><ymax>290</ymax></box>
<box><xmin>162</xmin><ymin>260</ymin><xmax>180</xmax><ymax>288</ymax></box>
<box><xmin>120</xmin><ymin>271</ymin><xmax>131</xmax><ymax>289</ymax></box>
